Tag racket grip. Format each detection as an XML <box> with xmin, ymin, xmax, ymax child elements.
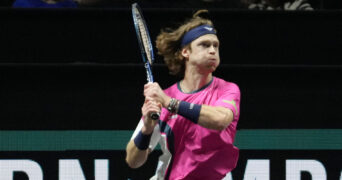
<box><xmin>150</xmin><ymin>112</ymin><xmax>160</xmax><ymax>120</ymax></box>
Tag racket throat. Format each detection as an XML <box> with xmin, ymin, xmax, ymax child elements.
<box><xmin>145</xmin><ymin>63</ymin><xmax>154</xmax><ymax>82</ymax></box>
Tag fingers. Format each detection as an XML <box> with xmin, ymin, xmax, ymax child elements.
<box><xmin>144</xmin><ymin>82</ymin><xmax>161</xmax><ymax>93</ymax></box>
<box><xmin>144</xmin><ymin>100</ymin><xmax>160</xmax><ymax>112</ymax></box>
<box><xmin>144</xmin><ymin>83</ymin><xmax>161</xmax><ymax>99</ymax></box>
<box><xmin>143</xmin><ymin>83</ymin><xmax>169</xmax><ymax>109</ymax></box>
<box><xmin>142</xmin><ymin>97</ymin><xmax>161</xmax><ymax>119</ymax></box>
<box><xmin>141</xmin><ymin>97</ymin><xmax>160</xmax><ymax>131</ymax></box>
<box><xmin>144</xmin><ymin>96</ymin><xmax>154</xmax><ymax>103</ymax></box>
<box><xmin>144</xmin><ymin>97</ymin><xmax>162</xmax><ymax>112</ymax></box>
<box><xmin>144</xmin><ymin>82</ymin><xmax>159</xmax><ymax>89</ymax></box>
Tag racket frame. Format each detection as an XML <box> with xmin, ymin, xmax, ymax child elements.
<box><xmin>132</xmin><ymin>3</ymin><xmax>155</xmax><ymax>83</ymax></box>
<box><xmin>132</xmin><ymin>3</ymin><xmax>159</xmax><ymax>120</ymax></box>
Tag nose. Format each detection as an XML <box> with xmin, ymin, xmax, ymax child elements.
<box><xmin>209</xmin><ymin>45</ymin><xmax>216</xmax><ymax>54</ymax></box>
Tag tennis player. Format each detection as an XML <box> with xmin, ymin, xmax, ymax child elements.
<box><xmin>126</xmin><ymin>10</ymin><xmax>240</xmax><ymax>180</ymax></box>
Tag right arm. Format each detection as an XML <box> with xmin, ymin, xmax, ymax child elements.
<box><xmin>125</xmin><ymin>126</ymin><xmax>154</xmax><ymax>168</ymax></box>
<box><xmin>125</xmin><ymin>137</ymin><xmax>151</xmax><ymax>168</ymax></box>
<box><xmin>125</xmin><ymin>97</ymin><xmax>160</xmax><ymax>168</ymax></box>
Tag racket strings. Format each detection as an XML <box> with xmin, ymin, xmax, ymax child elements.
<box><xmin>134</xmin><ymin>8</ymin><xmax>153</xmax><ymax>64</ymax></box>
<box><xmin>138</xmin><ymin>21</ymin><xmax>152</xmax><ymax>64</ymax></box>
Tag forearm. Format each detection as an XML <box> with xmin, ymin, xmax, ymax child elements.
<box><xmin>166</xmin><ymin>98</ymin><xmax>234</xmax><ymax>131</ymax></box>
<box><xmin>198</xmin><ymin>105</ymin><xmax>233</xmax><ymax>130</ymax></box>
<box><xmin>126</xmin><ymin>94</ymin><xmax>160</xmax><ymax>168</ymax></box>
<box><xmin>125</xmin><ymin>140</ymin><xmax>150</xmax><ymax>168</ymax></box>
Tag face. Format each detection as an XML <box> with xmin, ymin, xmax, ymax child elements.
<box><xmin>182</xmin><ymin>34</ymin><xmax>220</xmax><ymax>73</ymax></box>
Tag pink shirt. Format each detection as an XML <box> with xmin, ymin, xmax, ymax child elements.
<box><xmin>158</xmin><ymin>76</ymin><xmax>240</xmax><ymax>180</ymax></box>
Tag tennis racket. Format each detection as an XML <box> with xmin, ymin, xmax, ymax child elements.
<box><xmin>132</xmin><ymin>3</ymin><xmax>160</xmax><ymax>120</ymax></box>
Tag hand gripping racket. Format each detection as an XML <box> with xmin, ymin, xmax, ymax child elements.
<box><xmin>132</xmin><ymin>3</ymin><xmax>160</xmax><ymax>120</ymax></box>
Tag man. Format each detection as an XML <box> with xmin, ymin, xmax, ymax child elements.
<box><xmin>126</xmin><ymin>10</ymin><xmax>241</xmax><ymax>180</ymax></box>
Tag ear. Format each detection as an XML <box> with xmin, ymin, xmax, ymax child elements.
<box><xmin>181</xmin><ymin>48</ymin><xmax>190</xmax><ymax>59</ymax></box>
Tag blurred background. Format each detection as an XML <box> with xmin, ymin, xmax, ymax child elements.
<box><xmin>0</xmin><ymin>0</ymin><xmax>341</xmax><ymax>179</ymax></box>
<box><xmin>1</xmin><ymin>0</ymin><xmax>342</xmax><ymax>9</ymax></box>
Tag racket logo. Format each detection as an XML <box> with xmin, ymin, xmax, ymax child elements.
<box><xmin>222</xmin><ymin>100</ymin><xmax>238</xmax><ymax>116</ymax></box>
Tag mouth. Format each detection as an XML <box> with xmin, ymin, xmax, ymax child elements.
<box><xmin>207</xmin><ymin>59</ymin><xmax>217</xmax><ymax>67</ymax></box>
<box><xmin>208</xmin><ymin>59</ymin><xmax>217</xmax><ymax>64</ymax></box>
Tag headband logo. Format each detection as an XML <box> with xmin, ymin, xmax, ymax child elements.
<box><xmin>181</xmin><ymin>25</ymin><xmax>216</xmax><ymax>47</ymax></box>
<box><xmin>204</xmin><ymin>27</ymin><xmax>213</xmax><ymax>31</ymax></box>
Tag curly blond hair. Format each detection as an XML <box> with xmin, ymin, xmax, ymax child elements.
<box><xmin>156</xmin><ymin>10</ymin><xmax>215</xmax><ymax>76</ymax></box>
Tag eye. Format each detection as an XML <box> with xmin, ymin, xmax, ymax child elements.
<box><xmin>213</xmin><ymin>42</ymin><xmax>219</xmax><ymax>48</ymax></box>
<box><xmin>200</xmin><ymin>42</ymin><xmax>210</xmax><ymax>48</ymax></box>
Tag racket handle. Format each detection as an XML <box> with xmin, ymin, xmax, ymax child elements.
<box><xmin>150</xmin><ymin>112</ymin><xmax>160</xmax><ymax>120</ymax></box>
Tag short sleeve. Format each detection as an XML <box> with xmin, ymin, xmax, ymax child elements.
<box><xmin>214</xmin><ymin>83</ymin><xmax>241</xmax><ymax>121</ymax></box>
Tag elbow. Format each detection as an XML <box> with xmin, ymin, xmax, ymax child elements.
<box><xmin>214</xmin><ymin>112</ymin><xmax>233</xmax><ymax>131</ymax></box>
<box><xmin>125</xmin><ymin>157</ymin><xmax>141</xmax><ymax>169</ymax></box>
<box><xmin>125</xmin><ymin>141</ymin><xmax>149</xmax><ymax>169</ymax></box>
<box><xmin>125</xmin><ymin>141</ymin><xmax>145</xmax><ymax>169</ymax></box>
<box><xmin>215</xmin><ymin>120</ymin><xmax>229</xmax><ymax>131</ymax></box>
<box><xmin>125</xmin><ymin>150</ymin><xmax>143</xmax><ymax>169</ymax></box>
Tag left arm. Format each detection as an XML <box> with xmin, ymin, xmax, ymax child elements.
<box><xmin>198</xmin><ymin>105</ymin><xmax>234</xmax><ymax>130</ymax></box>
<box><xmin>144</xmin><ymin>83</ymin><xmax>235</xmax><ymax>131</ymax></box>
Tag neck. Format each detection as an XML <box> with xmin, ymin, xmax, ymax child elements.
<box><xmin>180</xmin><ymin>68</ymin><xmax>213</xmax><ymax>93</ymax></box>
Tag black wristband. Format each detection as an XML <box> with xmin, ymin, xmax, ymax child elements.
<box><xmin>177</xmin><ymin>101</ymin><xmax>201</xmax><ymax>124</ymax></box>
<box><xmin>133</xmin><ymin>131</ymin><xmax>152</xmax><ymax>150</ymax></box>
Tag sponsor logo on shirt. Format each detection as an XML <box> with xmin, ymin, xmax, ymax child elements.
<box><xmin>222</xmin><ymin>100</ymin><xmax>238</xmax><ymax>116</ymax></box>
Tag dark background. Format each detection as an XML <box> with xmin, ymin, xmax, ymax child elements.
<box><xmin>1</xmin><ymin>0</ymin><xmax>342</xmax><ymax>9</ymax></box>
<box><xmin>0</xmin><ymin>9</ymin><xmax>341</xmax><ymax>130</ymax></box>
<box><xmin>0</xmin><ymin>8</ymin><xmax>341</xmax><ymax>179</ymax></box>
